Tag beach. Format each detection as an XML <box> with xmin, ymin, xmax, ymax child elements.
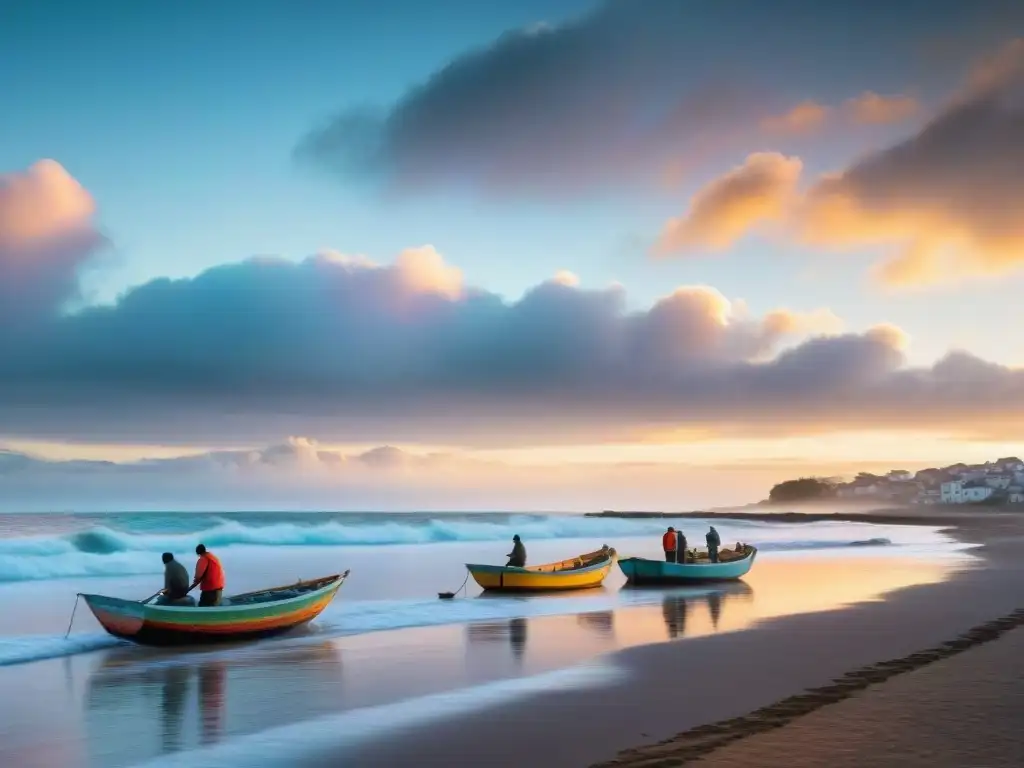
<box><xmin>317</xmin><ymin>507</ymin><xmax>1024</xmax><ymax>768</ymax></box>
<box><xmin>0</xmin><ymin>508</ymin><xmax>1014</xmax><ymax>767</ymax></box>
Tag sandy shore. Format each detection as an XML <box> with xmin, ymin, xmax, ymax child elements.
<box><xmin>301</xmin><ymin>506</ymin><xmax>1024</xmax><ymax>767</ymax></box>
<box><xmin>696</xmin><ymin>623</ymin><xmax>1024</xmax><ymax>767</ymax></box>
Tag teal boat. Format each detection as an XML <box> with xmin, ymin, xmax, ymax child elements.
<box><xmin>618</xmin><ymin>545</ymin><xmax>756</xmax><ymax>585</ymax></box>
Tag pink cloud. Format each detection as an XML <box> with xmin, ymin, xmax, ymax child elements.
<box><xmin>0</xmin><ymin>160</ymin><xmax>106</xmax><ymax>322</ymax></box>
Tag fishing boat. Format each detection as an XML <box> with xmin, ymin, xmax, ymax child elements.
<box><xmin>466</xmin><ymin>546</ymin><xmax>617</xmax><ymax>592</ymax></box>
<box><xmin>618</xmin><ymin>545</ymin><xmax>756</xmax><ymax>585</ymax></box>
<box><xmin>80</xmin><ymin>571</ymin><xmax>349</xmax><ymax>646</ymax></box>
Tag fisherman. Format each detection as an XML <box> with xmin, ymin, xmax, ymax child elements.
<box><xmin>706</xmin><ymin>526</ymin><xmax>721</xmax><ymax>563</ymax></box>
<box><xmin>190</xmin><ymin>544</ymin><xmax>225</xmax><ymax>607</ymax></box>
<box><xmin>662</xmin><ymin>526</ymin><xmax>678</xmax><ymax>563</ymax></box>
<box><xmin>158</xmin><ymin>552</ymin><xmax>190</xmax><ymax>604</ymax></box>
<box><xmin>676</xmin><ymin>529</ymin><xmax>688</xmax><ymax>564</ymax></box>
<box><xmin>506</xmin><ymin>534</ymin><xmax>527</xmax><ymax>567</ymax></box>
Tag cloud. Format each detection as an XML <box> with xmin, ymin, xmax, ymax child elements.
<box><xmin>295</xmin><ymin>0</ymin><xmax>1020</xmax><ymax>196</ymax></box>
<box><xmin>0</xmin><ymin>212</ymin><xmax>1023</xmax><ymax>447</ymax></box>
<box><xmin>0</xmin><ymin>160</ymin><xmax>106</xmax><ymax>324</ymax></box>
<box><xmin>760</xmin><ymin>93</ymin><xmax>919</xmax><ymax>135</ymax></box>
<box><xmin>796</xmin><ymin>39</ymin><xmax>1024</xmax><ymax>287</ymax></box>
<box><xmin>654</xmin><ymin>152</ymin><xmax>803</xmax><ymax>254</ymax></box>
<box><xmin>844</xmin><ymin>92</ymin><xmax>921</xmax><ymax>125</ymax></box>
<box><xmin>760</xmin><ymin>101</ymin><xmax>831</xmax><ymax>135</ymax></box>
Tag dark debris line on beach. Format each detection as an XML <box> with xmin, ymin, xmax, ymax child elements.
<box><xmin>591</xmin><ymin>608</ymin><xmax>1024</xmax><ymax>768</ymax></box>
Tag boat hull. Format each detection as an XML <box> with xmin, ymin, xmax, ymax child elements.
<box><xmin>81</xmin><ymin>573</ymin><xmax>347</xmax><ymax>647</ymax></box>
<box><xmin>618</xmin><ymin>548</ymin><xmax>756</xmax><ymax>585</ymax></box>
<box><xmin>467</xmin><ymin>549</ymin><xmax>616</xmax><ymax>592</ymax></box>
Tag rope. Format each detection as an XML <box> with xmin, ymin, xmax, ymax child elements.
<box><xmin>64</xmin><ymin>594</ymin><xmax>81</xmax><ymax>639</ymax></box>
<box><xmin>439</xmin><ymin>570</ymin><xmax>471</xmax><ymax>599</ymax></box>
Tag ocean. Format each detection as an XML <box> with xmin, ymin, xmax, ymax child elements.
<box><xmin>0</xmin><ymin>511</ymin><xmax>978</xmax><ymax>767</ymax></box>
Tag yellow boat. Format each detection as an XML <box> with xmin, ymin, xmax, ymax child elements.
<box><xmin>466</xmin><ymin>546</ymin><xmax>617</xmax><ymax>592</ymax></box>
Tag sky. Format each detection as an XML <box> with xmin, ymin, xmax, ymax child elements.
<box><xmin>2</xmin><ymin>0</ymin><xmax>1024</xmax><ymax>510</ymax></box>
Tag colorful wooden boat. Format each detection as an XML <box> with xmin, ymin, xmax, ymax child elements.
<box><xmin>466</xmin><ymin>546</ymin><xmax>617</xmax><ymax>592</ymax></box>
<box><xmin>618</xmin><ymin>545</ymin><xmax>756</xmax><ymax>585</ymax></box>
<box><xmin>80</xmin><ymin>571</ymin><xmax>348</xmax><ymax>646</ymax></box>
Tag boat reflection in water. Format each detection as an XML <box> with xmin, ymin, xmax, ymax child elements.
<box><xmin>466</xmin><ymin>617</ymin><xmax>529</xmax><ymax>661</ymax></box>
<box><xmin>84</xmin><ymin>640</ymin><xmax>342</xmax><ymax>767</ymax></box>
<box><xmin>660</xmin><ymin>581</ymin><xmax>754</xmax><ymax>640</ymax></box>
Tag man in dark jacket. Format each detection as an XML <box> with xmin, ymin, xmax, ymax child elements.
<box><xmin>676</xmin><ymin>530</ymin><xmax>688</xmax><ymax>564</ymax></box>
<box><xmin>706</xmin><ymin>526</ymin><xmax>721</xmax><ymax>563</ymax></box>
<box><xmin>507</xmin><ymin>535</ymin><xmax>527</xmax><ymax>567</ymax></box>
<box><xmin>159</xmin><ymin>552</ymin><xmax>191</xmax><ymax>604</ymax></box>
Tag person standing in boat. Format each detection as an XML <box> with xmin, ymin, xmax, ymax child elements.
<box><xmin>190</xmin><ymin>544</ymin><xmax>225</xmax><ymax>607</ymax></box>
<box><xmin>506</xmin><ymin>534</ymin><xmax>527</xmax><ymax>567</ymax></box>
<box><xmin>158</xmin><ymin>552</ymin><xmax>190</xmax><ymax>604</ymax></box>
<box><xmin>662</xmin><ymin>527</ymin><xmax>678</xmax><ymax>563</ymax></box>
<box><xmin>676</xmin><ymin>529</ymin><xmax>688</xmax><ymax>564</ymax></box>
<box><xmin>706</xmin><ymin>526</ymin><xmax>721</xmax><ymax>563</ymax></box>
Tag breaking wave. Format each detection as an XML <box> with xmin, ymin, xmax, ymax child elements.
<box><xmin>0</xmin><ymin>513</ymin><xmax>948</xmax><ymax>584</ymax></box>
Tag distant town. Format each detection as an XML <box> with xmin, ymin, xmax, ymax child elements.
<box><xmin>769</xmin><ymin>457</ymin><xmax>1024</xmax><ymax>506</ymax></box>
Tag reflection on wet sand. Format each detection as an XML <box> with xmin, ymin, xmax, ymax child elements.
<box><xmin>577</xmin><ymin>610</ymin><xmax>615</xmax><ymax>638</ymax></box>
<box><xmin>466</xmin><ymin>617</ymin><xmax>529</xmax><ymax>660</ymax></box>
<box><xmin>160</xmin><ymin>665</ymin><xmax>189</xmax><ymax>752</ymax></box>
<box><xmin>198</xmin><ymin>661</ymin><xmax>226</xmax><ymax>746</ymax></box>
<box><xmin>660</xmin><ymin>581</ymin><xmax>755</xmax><ymax>640</ymax></box>
<box><xmin>85</xmin><ymin>641</ymin><xmax>342</xmax><ymax>766</ymax></box>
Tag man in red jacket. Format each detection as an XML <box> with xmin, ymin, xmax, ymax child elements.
<box><xmin>190</xmin><ymin>543</ymin><xmax>226</xmax><ymax>607</ymax></box>
<box><xmin>662</xmin><ymin>527</ymin><xmax>678</xmax><ymax>563</ymax></box>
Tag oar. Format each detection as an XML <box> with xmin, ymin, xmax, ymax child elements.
<box><xmin>139</xmin><ymin>590</ymin><xmax>165</xmax><ymax>605</ymax></box>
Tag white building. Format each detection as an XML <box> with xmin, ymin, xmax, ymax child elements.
<box><xmin>940</xmin><ymin>480</ymin><xmax>962</xmax><ymax>503</ymax></box>
<box><xmin>941</xmin><ymin>480</ymin><xmax>994</xmax><ymax>504</ymax></box>
<box><xmin>1009</xmin><ymin>487</ymin><xmax>1024</xmax><ymax>504</ymax></box>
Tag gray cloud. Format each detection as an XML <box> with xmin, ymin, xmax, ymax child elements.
<box><xmin>295</xmin><ymin>0</ymin><xmax>1024</xmax><ymax>196</ymax></box>
<box><xmin>0</xmin><ymin>230</ymin><xmax>1022</xmax><ymax>446</ymax></box>
<box><xmin>1</xmin><ymin>158</ymin><xmax>1022</xmax><ymax>446</ymax></box>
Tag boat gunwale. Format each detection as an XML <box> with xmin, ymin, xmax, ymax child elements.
<box><xmin>80</xmin><ymin>571</ymin><xmax>348</xmax><ymax>616</ymax></box>
<box><xmin>465</xmin><ymin>553</ymin><xmax>615</xmax><ymax>577</ymax></box>
<box><xmin>618</xmin><ymin>545</ymin><xmax>757</xmax><ymax>571</ymax></box>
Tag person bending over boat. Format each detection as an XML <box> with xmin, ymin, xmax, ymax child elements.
<box><xmin>190</xmin><ymin>544</ymin><xmax>225</xmax><ymax>607</ymax></box>
<box><xmin>158</xmin><ymin>552</ymin><xmax>191</xmax><ymax>604</ymax></box>
<box><xmin>506</xmin><ymin>534</ymin><xmax>527</xmax><ymax>567</ymax></box>
<box><xmin>662</xmin><ymin>527</ymin><xmax>677</xmax><ymax>563</ymax></box>
<box><xmin>706</xmin><ymin>526</ymin><xmax>721</xmax><ymax>563</ymax></box>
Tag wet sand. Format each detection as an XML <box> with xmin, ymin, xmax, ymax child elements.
<box><xmin>696</xmin><ymin>623</ymin><xmax>1024</xmax><ymax>768</ymax></box>
<box><xmin>313</xmin><ymin>507</ymin><xmax>1024</xmax><ymax>768</ymax></box>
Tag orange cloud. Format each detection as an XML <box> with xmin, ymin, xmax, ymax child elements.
<box><xmin>792</xmin><ymin>39</ymin><xmax>1024</xmax><ymax>288</ymax></box>
<box><xmin>393</xmin><ymin>245</ymin><xmax>464</xmax><ymax>299</ymax></box>
<box><xmin>0</xmin><ymin>160</ymin><xmax>95</xmax><ymax>250</ymax></box>
<box><xmin>762</xmin><ymin>308</ymin><xmax>845</xmax><ymax>337</ymax></box>
<box><xmin>844</xmin><ymin>91</ymin><xmax>920</xmax><ymax>124</ymax></box>
<box><xmin>759</xmin><ymin>101</ymin><xmax>830</xmax><ymax>135</ymax></box>
<box><xmin>654</xmin><ymin>152</ymin><xmax>803</xmax><ymax>255</ymax></box>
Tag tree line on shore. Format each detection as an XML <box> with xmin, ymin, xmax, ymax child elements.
<box><xmin>767</xmin><ymin>477</ymin><xmax>839</xmax><ymax>503</ymax></box>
